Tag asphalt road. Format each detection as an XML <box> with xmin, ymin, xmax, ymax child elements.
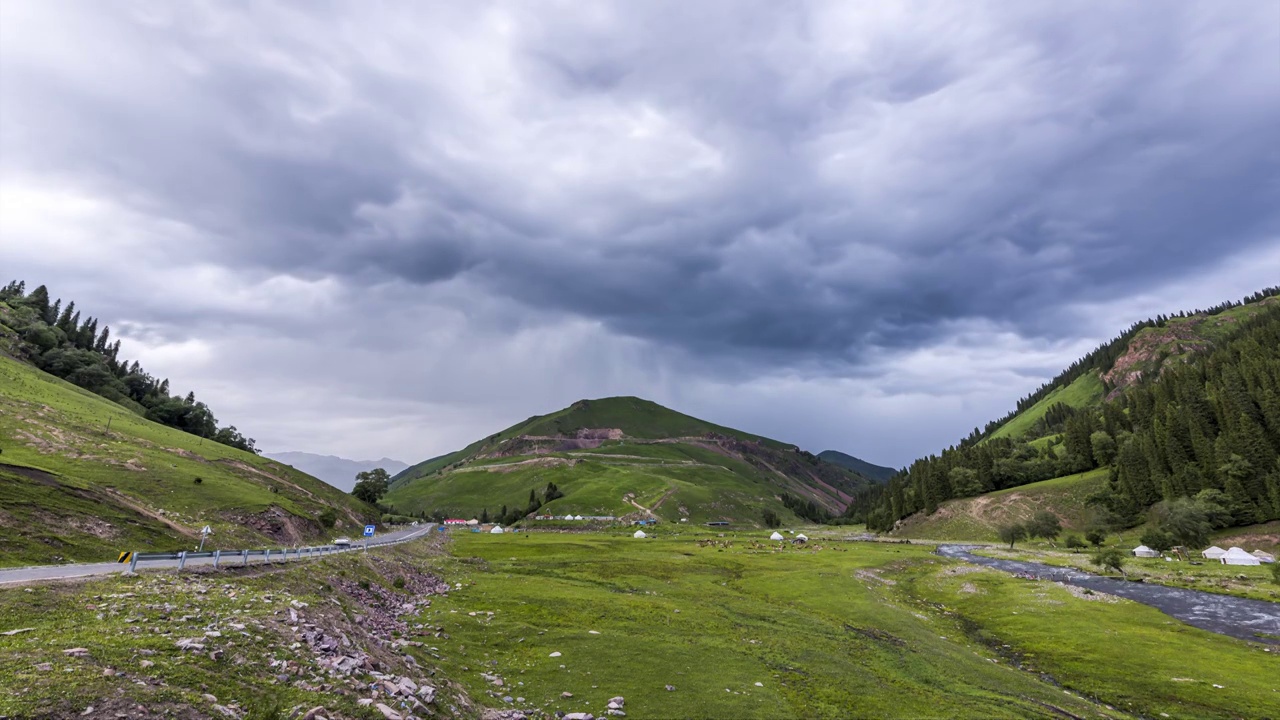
<box><xmin>937</xmin><ymin>544</ymin><xmax>1280</xmax><ymax>645</ymax></box>
<box><xmin>0</xmin><ymin>524</ymin><xmax>437</xmax><ymax>586</ymax></box>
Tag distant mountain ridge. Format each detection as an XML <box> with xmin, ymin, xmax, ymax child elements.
<box><xmin>386</xmin><ymin>396</ymin><xmax>874</xmax><ymax>526</ymax></box>
<box><xmin>817</xmin><ymin>450</ymin><xmax>897</xmax><ymax>482</ymax></box>
<box><xmin>266</xmin><ymin>452</ymin><xmax>409</xmax><ymax>492</ymax></box>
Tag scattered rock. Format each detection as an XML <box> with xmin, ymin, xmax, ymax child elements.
<box><xmin>561</xmin><ymin>692</ymin><xmax>574</xmax><ymax>699</ymax></box>
<box><xmin>1</xmin><ymin>627</ymin><xmax>35</xmax><ymax>636</ymax></box>
<box><xmin>35</xmin><ymin>663</ymin><xmax>53</xmax><ymax>672</ymax></box>
<box><xmin>62</xmin><ymin>648</ymin><xmax>90</xmax><ymax>657</ymax></box>
<box><xmin>608</xmin><ymin>697</ymin><xmax>624</xmax><ymax>708</ymax></box>
<box><xmin>664</xmin><ymin>685</ymin><xmax>675</xmax><ymax>692</ymax></box>
<box><xmin>139</xmin><ymin>660</ymin><xmax>155</xmax><ymax>669</ymax></box>
<box><xmin>375</xmin><ymin>703</ymin><xmax>402</xmax><ymax>720</ymax></box>
<box><xmin>202</xmin><ymin>694</ymin><xmax>218</xmax><ymax>704</ymax></box>
<box><xmin>549</xmin><ymin>651</ymin><xmax>562</xmax><ymax>658</ymax></box>
<box><xmin>754</xmin><ymin>682</ymin><xmax>763</xmax><ymax>687</ymax></box>
<box><xmin>301</xmin><ymin>707</ymin><xmax>328</xmax><ymax>720</ymax></box>
<box><xmin>563</xmin><ymin>714</ymin><xmax>594</xmax><ymax>720</ymax></box>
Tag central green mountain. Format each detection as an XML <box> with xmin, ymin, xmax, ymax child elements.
<box><xmin>385</xmin><ymin>397</ymin><xmax>872</xmax><ymax>525</ymax></box>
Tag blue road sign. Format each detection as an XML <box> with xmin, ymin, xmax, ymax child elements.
<box><xmin>363</xmin><ymin>525</ymin><xmax>376</xmax><ymax>537</ymax></box>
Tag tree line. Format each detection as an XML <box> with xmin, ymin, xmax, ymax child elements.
<box><xmin>0</xmin><ymin>280</ymin><xmax>257</xmax><ymax>452</ymax></box>
<box><xmin>851</xmin><ymin>291</ymin><xmax>1280</xmax><ymax>538</ymax></box>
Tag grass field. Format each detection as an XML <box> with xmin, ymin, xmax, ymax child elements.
<box><xmin>420</xmin><ymin>531</ymin><xmax>1278</xmax><ymax>719</ymax></box>
<box><xmin>0</xmin><ymin>355</ymin><xmax>374</xmax><ymax>565</ymax></box>
<box><xmin>893</xmin><ymin>469</ymin><xmax>1109</xmax><ymax>541</ymax></box>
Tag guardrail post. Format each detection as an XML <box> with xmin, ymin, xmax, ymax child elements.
<box><xmin>213</xmin><ymin>550</ymin><xmax>221</xmax><ymax>569</ymax></box>
<box><xmin>242</xmin><ymin>549</ymin><xmax>248</xmax><ymax>566</ymax></box>
<box><xmin>128</xmin><ymin>551</ymin><xmax>139</xmax><ymax>574</ymax></box>
<box><xmin>178</xmin><ymin>551</ymin><xmax>187</xmax><ymax>570</ymax></box>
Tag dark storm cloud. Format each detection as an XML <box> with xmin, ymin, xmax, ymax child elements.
<box><xmin>3</xmin><ymin>1</ymin><xmax>1279</xmax><ymax>464</ymax></box>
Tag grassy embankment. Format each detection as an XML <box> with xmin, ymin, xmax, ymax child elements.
<box><xmin>973</xmin><ymin>545</ymin><xmax>1280</xmax><ymax>603</ymax></box>
<box><xmin>0</xmin><ymin>538</ymin><xmax>470</xmax><ymax>719</ymax></box>
<box><xmin>0</xmin><ymin>354</ymin><xmax>374</xmax><ymax>566</ymax></box>
<box><xmin>893</xmin><ymin>468</ymin><xmax>1109</xmax><ymax>541</ymax></box>
<box><xmin>419</xmin><ymin>531</ymin><xmax>1278</xmax><ymax>719</ymax></box>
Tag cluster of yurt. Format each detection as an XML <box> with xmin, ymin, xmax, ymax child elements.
<box><xmin>769</xmin><ymin>531</ymin><xmax>785</xmax><ymax>541</ymax></box>
<box><xmin>1131</xmin><ymin>545</ymin><xmax>1160</xmax><ymax>558</ymax></box>
<box><xmin>633</xmin><ymin>529</ymin><xmax>647</xmax><ymax>539</ymax></box>
<box><xmin>1202</xmin><ymin>545</ymin><xmax>1274</xmax><ymax>565</ymax></box>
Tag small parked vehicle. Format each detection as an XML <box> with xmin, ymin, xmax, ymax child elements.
<box><xmin>333</xmin><ymin>537</ymin><xmax>352</xmax><ymax>547</ymax></box>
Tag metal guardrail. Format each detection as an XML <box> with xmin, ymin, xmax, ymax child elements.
<box><xmin>122</xmin><ymin>527</ymin><xmax>432</xmax><ymax>574</ymax></box>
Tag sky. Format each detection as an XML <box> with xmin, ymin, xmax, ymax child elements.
<box><xmin>2</xmin><ymin>1</ymin><xmax>1278</xmax><ymax>469</ymax></box>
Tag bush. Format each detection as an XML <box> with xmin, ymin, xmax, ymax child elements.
<box><xmin>317</xmin><ymin>508</ymin><xmax>338</xmax><ymax>528</ymax></box>
<box><xmin>1064</xmin><ymin>535</ymin><xmax>1085</xmax><ymax>551</ymax></box>
<box><xmin>1085</xmin><ymin>529</ymin><xmax>1106</xmax><ymax>547</ymax></box>
<box><xmin>358</xmin><ymin>579</ymin><xmax>370</xmax><ymax>591</ymax></box>
<box><xmin>762</xmin><ymin>509</ymin><xmax>781</xmax><ymax>528</ymax></box>
<box><xmin>193</xmin><ymin>476</ymin><xmax>203</xmax><ymax>485</ymax></box>
<box><xmin>1091</xmin><ymin>548</ymin><xmax>1127</xmax><ymax>577</ymax></box>
<box><xmin>1272</xmin><ymin>563</ymin><xmax>1280</xmax><ymax>586</ymax></box>
<box><xmin>393</xmin><ymin>577</ymin><xmax>406</xmax><ymax>590</ymax></box>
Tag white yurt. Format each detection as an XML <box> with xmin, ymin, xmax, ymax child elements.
<box><xmin>1220</xmin><ymin>547</ymin><xmax>1260</xmax><ymax>566</ymax></box>
<box><xmin>1201</xmin><ymin>546</ymin><xmax>1227</xmax><ymax>560</ymax></box>
<box><xmin>633</xmin><ymin>530</ymin><xmax>647</xmax><ymax>539</ymax></box>
<box><xmin>489</xmin><ymin>526</ymin><xmax>504</xmax><ymax>534</ymax></box>
<box><xmin>795</xmin><ymin>534</ymin><xmax>809</xmax><ymax>543</ymax></box>
<box><xmin>769</xmin><ymin>532</ymin><xmax>784</xmax><ymax>541</ymax></box>
<box><xmin>1131</xmin><ymin>545</ymin><xmax>1159</xmax><ymax>558</ymax></box>
<box><xmin>1252</xmin><ymin>550</ymin><xmax>1276</xmax><ymax>563</ymax></box>
<box><xmin>467</xmin><ymin>519</ymin><xmax>479</xmax><ymax>526</ymax></box>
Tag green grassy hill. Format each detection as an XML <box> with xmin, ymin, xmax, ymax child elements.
<box><xmin>893</xmin><ymin>469</ymin><xmax>1109</xmax><ymax>541</ymax></box>
<box><xmin>385</xmin><ymin>397</ymin><xmax>871</xmax><ymax>526</ymax></box>
<box><xmin>866</xmin><ymin>289</ymin><xmax>1280</xmax><ymax>539</ymax></box>
<box><xmin>816</xmin><ymin>450</ymin><xmax>897</xmax><ymax>482</ymax></box>
<box><xmin>0</xmin><ymin>354</ymin><xmax>375</xmax><ymax>566</ymax></box>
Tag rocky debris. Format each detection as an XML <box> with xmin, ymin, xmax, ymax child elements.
<box><xmin>375</xmin><ymin>703</ymin><xmax>401</xmax><ymax>719</ymax></box>
<box><xmin>35</xmin><ymin>662</ymin><xmax>53</xmax><ymax>671</ymax></box>
<box><xmin>548</xmin><ymin>651</ymin><xmax>562</xmax><ymax>658</ymax></box>
<box><xmin>62</xmin><ymin>647</ymin><xmax>90</xmax><ymax>657</ymax></box>
<box><xmin>561</xmin><ymin>692</ymin><xmax>573</xmax><ymax>698</ymax></box>
<box><xmin>563</xmin><ymin>713</ymin><xmax>594</xmax><ymax>720</ymax></box>
<box><xmin>175</xmin><ymin>637</ymin><xmax>206</xmax><ymax>652</ymax></box>
<box><xmin>664</xmin><ymin>685</ymin><xmax>676</xmax><ymax>691</ymax></box>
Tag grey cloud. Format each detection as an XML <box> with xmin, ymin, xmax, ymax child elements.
<box><xmin>3</xmin><ymin>1</ymin><xmax>1280</xmax><ymax>464</ymax></box>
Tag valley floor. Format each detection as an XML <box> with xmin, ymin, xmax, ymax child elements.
<box><xmin>1</xmin><ymin>529</ymin><xmax>1277</xmax><ymax>719</ymax></box>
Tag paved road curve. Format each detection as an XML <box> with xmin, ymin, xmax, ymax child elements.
<box><xmin>0</xmin><ymin>524</ymin><xmax>436</xmax><ymax>586</ymax></box>
<box><xmin>937</xmin><ymin>544</ymin><xmax>1280</xmax><ymax>645</ymax></box>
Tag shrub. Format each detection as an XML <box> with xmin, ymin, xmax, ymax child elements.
<box><xmin>1064</xmin><ymin>535</ymin><xmax>1086</xmax><ymax>551</ymax></box>
<box><xmin>1085</xmin><ymin>529</ymin><xmax>1106</xmax><ymax>547</ymax></box>
<box><xmin>1272</xmin><ymin>563</ymin><xmax>1280</xmax><ymax>586</ymax></box>
<box><xmin>393</xmin><ymin>577</ymin><xmax>406</xmax><ymax>590</ymax></box>
<box><xmin>762</xmin><ymin>509</ymin><xmax>781</xmax><ymax>528</ymax></box>
<box><xmin>1091</xmin><ymin>548</ymin><xmax>1127</xmax><ymax>577</ymax></box>
<box><xmin>193</xmin><ymin>476</ymin><xmax>203</xmax><ymax>484</ymax></box>
<box><xmin>318</xmin><ymin>508</ymin><xmax>338</xmax><ymax>528</ymax></box>
<box><xmin>358</xmin><ymin>579</ymin><xmax>370</xmax><ymax>591</ymax></box>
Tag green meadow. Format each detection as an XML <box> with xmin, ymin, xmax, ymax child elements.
<box><xmin>420</xmin><ymin>531</ymin><xmax>1279</xmax><ymax>719</ymax></box>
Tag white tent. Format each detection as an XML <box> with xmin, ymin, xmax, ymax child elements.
<box><xmin>1252</xmin><ymin>550</ymin><xmax>1276</xmax><ymax>563</ymax></box>
<box><xmin>1201</xmin><ymin>546</ymin><xmax>1227</xmax><ymax>560</ymax></box>
<box><xmin>467</xmin><ymin>519</ymin><xmax>479</xmax><ymax>526</ymax></box>
<box><xmin>1220</xmin><ymin>547</ymin><xmax>1260</xmax><ymax>566</ymax></box>
<box><xmin>769</xmin><ymin>532</ymin><xmax>784</xmax><ymax>541</ymax></box>
<box><xmin>1132</xmin><ymin>545</ymin><xmax>1159</xmax><ymax>558</ymax></box>
<box><xmin>489</xmin><ymin>526</ymin><xmax>504</xmax><ymax>534</ymax></box>
<box><xmin>795</xmin><ymin>534</ymin><xmax>809</xmax><ymax>543</ymax></box>
<box><xmin>633</xmin><ymin>530</ymin><xmax>647</xmax><ymax>539</ymax></box>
